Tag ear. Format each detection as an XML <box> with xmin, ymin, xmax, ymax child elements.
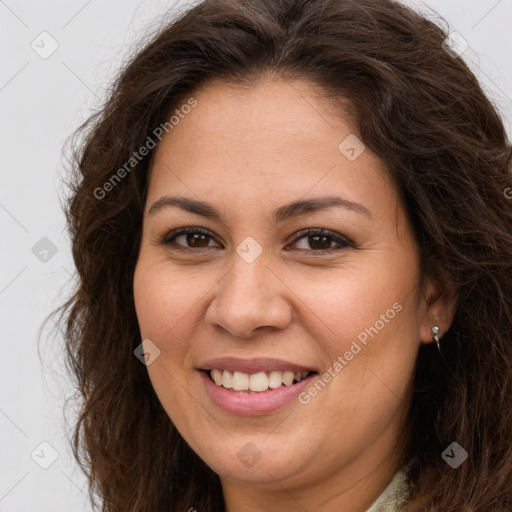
<box><xmin>418</xmin><ymin>275</ymin><xmax>458</xmax><ymax>346</ymax></box>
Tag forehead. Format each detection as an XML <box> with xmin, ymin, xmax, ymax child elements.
<box><xmin>147</xmin><ymin>78</ymin><xmax>397</xmax><ymax>222</ymax></box>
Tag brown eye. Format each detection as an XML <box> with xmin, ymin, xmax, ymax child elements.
<box><xmin>161</xmin><ymin>227</ymin><xmax>353</xmax><ymax>254</ymax></box>
<box><xmin>162</xmin><ymin>227</ymin><xmax>220</xmax><ymax>250</ymax></box>
<box><xmin>287</xmin><ymin>228</ymin><xmax>353</xmax><ymax>253</ymax></box>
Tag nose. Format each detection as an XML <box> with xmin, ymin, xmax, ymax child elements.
<box><xmin>205</xmin><ymin>252</ymin><xmax>292</xmax><ymax>339</ymax></box>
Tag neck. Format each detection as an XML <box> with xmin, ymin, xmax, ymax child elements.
<box><xmin>222</xmin><ymin>441</ymin><xmax>405</xmax><ymax>512</ymax></box>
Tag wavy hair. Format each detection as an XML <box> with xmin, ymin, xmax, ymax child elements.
<box><xmin>58</xmin><ymin>0</ymin><xmax>512</xmax><ymax>510</ymax></box>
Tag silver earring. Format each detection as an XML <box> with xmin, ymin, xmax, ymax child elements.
<box><xmin>432</xmin><ymin>325</ymin><xmax>440</xmax><ymax>352</ymax></box>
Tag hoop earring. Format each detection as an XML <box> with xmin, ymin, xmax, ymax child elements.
<box><xmin>432</xmin><ymin>325</ymin><xmax>440</xmax><ymax>352</ymax></box>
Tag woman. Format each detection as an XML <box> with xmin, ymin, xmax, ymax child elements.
<box><xmin>60</xmin><ymin>0</ymin><xmax>512</xmax><ymax>510</ymax></box>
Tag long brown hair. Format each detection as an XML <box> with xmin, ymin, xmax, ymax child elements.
<box><xmin>57</xmin><ymin>0</ymin><xmax>512</xmax><ymax>510</ymax></box>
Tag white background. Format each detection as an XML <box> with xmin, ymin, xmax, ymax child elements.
<box><xmin>1</xmin><ymin>0</ymin><xmax>511</xmax><ymax>510</ymax></box>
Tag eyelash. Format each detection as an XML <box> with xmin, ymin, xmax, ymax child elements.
<box><xmin>160</xmin><ymin>227</ymin><xmax>353</xmax><ymax>254</ymax></box>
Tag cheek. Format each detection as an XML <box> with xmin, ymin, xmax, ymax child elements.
<box><xmin>132</xmin><ymin>258</ymin><xmax>200</xmax><ymax>413</ymax></box>
<box><xmin>133</xmin><ymin>258</ymin><xmax>206</xmax><ymax>344</ymax></box>
<box><xmin>133</xmin><ymin>258</ymin><xmax>203</xmax><ymax>427</ymax></box>
<box><xmin>297</xmin><ymin>260</ymin><xmax>416</xmax><ymax>352</ymax></box>
<box><xmin>298</xmin><ymin>254</ymin><xmax>420</xmax><ymax>403</ymax></box>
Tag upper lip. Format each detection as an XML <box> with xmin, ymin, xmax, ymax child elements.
<box><xmin>198</xmin><ymin>357</ymin><xmax>316</xmax><ymax>374</ymax></box>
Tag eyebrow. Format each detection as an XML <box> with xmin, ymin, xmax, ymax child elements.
<box><xmin>147</xmin><ymin>195</ymin><xmax>372</xmax><ymax>222</ymax></box>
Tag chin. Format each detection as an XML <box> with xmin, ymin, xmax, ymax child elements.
<box><xmin>190</xmin><ymin>433</ymin><xmax>314</xmax><ymax>484</ymax></box>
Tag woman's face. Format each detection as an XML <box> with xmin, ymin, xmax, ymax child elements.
<box><xmin>133</xmin><ymin>78</ymin><xmax>438</xmax><ymax>493</ymax></box>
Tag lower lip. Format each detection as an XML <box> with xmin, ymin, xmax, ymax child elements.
<box><xmin>199</xmin><ymin>370</ymin><xmax>315</xmax><ymax>416</ymax></box>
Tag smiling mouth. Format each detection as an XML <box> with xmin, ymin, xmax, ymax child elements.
<box><xmin>204</xmin><ymin>369</ymin><xmax>317</xmax><ymax>393</ymax></box>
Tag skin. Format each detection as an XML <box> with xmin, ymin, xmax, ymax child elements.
<box><xmin>133</xmin><ymin>77</ymin><xmax>457</xmax><ymax>512</ymax></box>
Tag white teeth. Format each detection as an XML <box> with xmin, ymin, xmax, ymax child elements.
<box><xmin>232</xmin><ymin>371</ymin><xmax>249</xmax><ymax>391</ymax></box>
<box><xmin>222</xmin><ymin>370</ymin><xmax>233</xmax><ymax>389</ymax></box>
<box><xmin>282</xmin><ymin>371</ymin><xmax>294</xmax><ymax>386</ymax></box>
<box><xmin>209</xmin><ymin>369</ymin><xmax>311</xmax><ymax>392</ymax></box>
<box><xmin>268</xmin><ymin>370</ymin><xmax>283</xmax><ymax>389</ymax></box>
<box><xmin>211</xmin><ymin>368</ymin><xmax>223</xmax><ymax>386</ymax></box>
<box><xmin>249</xmin><ymin>372</ymin><xmax>268</xmax><ymax>392</ymax></box>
